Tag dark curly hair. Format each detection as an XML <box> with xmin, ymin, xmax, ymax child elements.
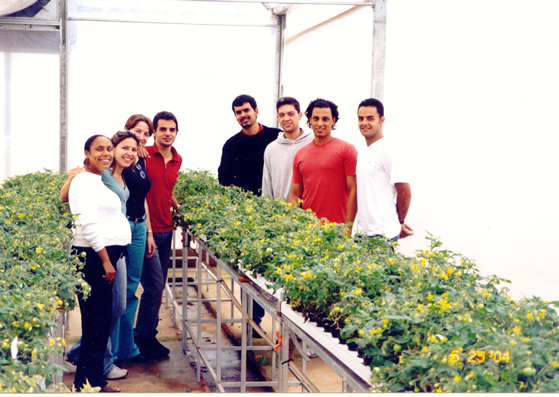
<box><xmin>304</xmin><ymin>98</ymin><xmax>339</xmax><ymax>130</ymax></box>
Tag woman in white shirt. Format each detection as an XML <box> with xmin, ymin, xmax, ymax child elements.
<box><xmin>69</xmin><ymin>135</ymin><xmax>131</xmax><ymax>393</ymax></box>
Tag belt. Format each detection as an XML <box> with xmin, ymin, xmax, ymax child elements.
<box><xmin>127</xmin><ymin>214</ymin><xmax>146</xmax><ymax>223</ymax></box>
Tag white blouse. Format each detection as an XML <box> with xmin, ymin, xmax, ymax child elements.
<box><xmin>69</xmin><ymin>172</ymin><xmax>131</xmax><ymax>251</ymax></box>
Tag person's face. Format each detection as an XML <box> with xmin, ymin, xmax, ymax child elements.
<box><xmin>114</xmin><ymin>137</ymin><xmax>138</xmax><ymax>169</ymax></box>
<box><xmin>154</xmin><ymin>119</ymin><xmax>178</xmax><ymax>148</ymax></box>
<box><xmin>358</xmin><ymin>106</ymin><xmax>385</xmax><ymax>143</ymax></box>
<box><xmin>309</xmin><ymin>107</ymin><xmax>336</xmax><ymax>141</ymax></box>
<box><xmin>234</xmin><ymin>102</ymin><xmax>258</xmax><ymax>129</ymax></box>
<box><xmin>85</xmin><ymin>136</ymin><xmax>113</xmax><ymax>175</ymax></box>
<box><xmin>129</xmin><ymin>121</ymin><xmax>151</xmax><ymax>148</ymax></box>
<box><xmin>277</xmin><ymin>104</ymin><xmax>302</xmax><ymax>135</ymax></box>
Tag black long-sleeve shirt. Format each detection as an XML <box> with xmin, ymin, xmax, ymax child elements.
<box><xmin>218</xmin><ymin>124</ymin><xmax>281</xmax><ymax>196</ymax></box>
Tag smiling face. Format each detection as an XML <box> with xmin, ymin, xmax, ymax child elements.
<box><xmin>234</xmin><ymin>102</ymin><xmax>258</xmax><ymax>130</ymax></box>
<box><xmin>309</xmin><ymin>107</ymin><xmax>336</xmax><ymax>144</ymax></box>
<box><xmin>153</xmin><ymin>119</ymin><xmax>178</xmax><ymax>149</ymax></box>
<box><xmin>358</xmin><ymin>106</ymin><xmax>385</xmax><ymax>145</ymax></box>
<box><xmin>129</xmin><ymin>121</ymin><xmax>151</xmax><ymax>148</ymax></box>
<box><xmin>113</xmin><ymin>137</ymin><xmax>138</xmax><ymax>171</ymax></box>
<box><xmin>85</xmin><ymin>136</ymin><xmax>113</xmax><ymax>175</ymax></box>
<box><xmin>277</xmin><ymin>104</ymin><xmax>303</xmax><ymax>137</ymax></box>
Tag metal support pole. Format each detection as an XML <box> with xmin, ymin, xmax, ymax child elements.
<box><xmin>58</xmin><ymin>0</ymin><xmax>68</xmax><ymax>172</ymax></box>
<box><xmin>240</xmin><ymin>289</ymin><xmax>248</xmax><ymax>393</ymax></box>
<box><xmin>371</xmin><ymin>0</ymin><xmax>387</xmax><ymax>101</ymax></box>
<box><xmin>216</xmin><ymin>254</ymin><xmax>223</xmax><ymax>384</ymax></box>
<box><xmin>273</xmin><ymin>12</ymin><xmax>286</xmax><ymax>128</ymax></box>
<box><xmin>182</xmin><ymin>234</ymin><xmax>188</xmax><ymax>353</ymax></box>
<box><xmin>279</xmin><ymin>320</ymin><xmax>290</xmax><ymax>392</ymax></box>
<box><xmin>196</xmin><ymin>242</ymin><xmax>203</xmax><ymax>382</ymax></box>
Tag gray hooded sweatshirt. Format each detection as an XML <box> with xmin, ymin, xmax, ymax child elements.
<box><xmin>262</xmin><ymin>130</ymin><xmax>314</xmax><ymax>200</ymax></box>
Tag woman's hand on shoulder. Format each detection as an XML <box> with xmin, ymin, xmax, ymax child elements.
<box><xmin>137</xmin><ymin>147</ymin><xmax>150</xmax><ymax>159</ymax></box>
<box><xmin>69</xmin><ymin>166</ymin><xmax>85</xmax><ymax>179</ymax></box>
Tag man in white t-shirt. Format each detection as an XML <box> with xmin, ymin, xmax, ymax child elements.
<box><xmin>354</xmin><ymin>98</ymin><xmax>413</xmax><ymax>241</ymax></box>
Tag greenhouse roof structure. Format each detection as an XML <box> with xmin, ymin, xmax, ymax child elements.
<box><xmin>0</xmin><ymin>0</ymin><xmax>385</xmax><ymax>173</ymax></box>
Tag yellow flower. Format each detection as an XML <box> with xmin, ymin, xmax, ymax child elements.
<box><xmin>454</xmin><ymin>376</ymin><xmax>461</xmax><ymax>382</ymax></box>
<box><xmin>358</xmin><ymin>330</ymin><xmax>365</xmax><ymax>337</ymax></box>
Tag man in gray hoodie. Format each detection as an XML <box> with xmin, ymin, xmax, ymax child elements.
<box><xmin>262</xmin><ymin>97</ymin><xmax>314</xmax><ymax>199</ymax></box>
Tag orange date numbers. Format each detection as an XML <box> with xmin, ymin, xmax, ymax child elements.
<box><xmin>468</xmin><ymin>350</ymin><xmax>510</xmax><ymax>364</ymax></box>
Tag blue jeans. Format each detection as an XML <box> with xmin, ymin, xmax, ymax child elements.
<box><xmin>115</xmin><ymin>220</ymin><xmax>147</xmax><ymax>360</ymax></box>
<box><xmin>67</xmin><ymin>256</ymin><xmax>126</xmax><ymax>376</ymax></box>
<box><xmin>134</xmin><ymin>231</ymin><xmax>173</xmax><ymax>340</ymax></box>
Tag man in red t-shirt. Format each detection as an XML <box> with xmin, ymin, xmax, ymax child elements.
<box><xmin>288</xmin><ymin>99</ymin><xmax>358</xmax><ymax>233</ymax></box>
<box><xmin>134</xmin><ymin>111</ymin><xmax>183</xmax><ymax>360</ymax></box>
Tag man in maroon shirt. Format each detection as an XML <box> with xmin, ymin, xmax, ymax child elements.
<box><xmin>134</xmin><ymin>111</ymin><xmax>183</xmax><ymax>359</ymax></box>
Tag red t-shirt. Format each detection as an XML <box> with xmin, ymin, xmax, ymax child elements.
<box><xmin>292</xmin><ymin>138</ymin><xmax>357</xmax><ymax>224</ymax></box>
<box><xmin>144</xmin><ymin>143</ymin><xmax>183</xmax><ymax>233</ymax></box>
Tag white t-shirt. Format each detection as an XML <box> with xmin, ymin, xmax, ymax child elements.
<box><xmin>69</xmin><ymin>172</ymin><xmax>131</xmax><ymax>252</ymax></box>
<box><xmin>354</xmin><ymin>137</ymin><xmax>408</xmax><ymax>239</ymax></box>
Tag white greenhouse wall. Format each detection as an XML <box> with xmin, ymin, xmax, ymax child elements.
<box><xmin>66</xmin><ymin>20</ymin><xmax>278</xmax><ymax>174</ymax></box>
<box><xmin>283</xmin><ymin>0</ymin><xmax>559</xmax><ymax>302</ymax></box>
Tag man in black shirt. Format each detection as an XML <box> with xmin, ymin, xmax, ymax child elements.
<box><xmin>218</xmin><ymin>94</ymin><xmax>281</xmax><ymax>336</ymax></box>
<box><xmin>218</xmin><ymin>94</ymin><xmax>281</xmax><ymax>196</ymax></box>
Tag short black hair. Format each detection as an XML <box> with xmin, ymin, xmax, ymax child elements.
<box><xmin>232</xmin><ymin>94</ymin><xmax>257</xmax><ymax>112</ymax></box>
<box><xmin>305</xmin><ymin>98</ymin><xmax>339</xmax><ymax>129</ymax></box>
<box><xmin>276</xmin><ymin>96</ymin><xmax>300</xmax><ymax>113</ymax></box>
<box><xmin>358</xmin><ymin>98</ymin><xmax>384</xmax><ymax>118</ymax></box>
<box><xmin>153</xmin><ymin>111</ymin><xmax>179</xmax><ymax>132</ymax></box>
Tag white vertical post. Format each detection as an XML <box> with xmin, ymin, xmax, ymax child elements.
<box><xmin>273</xmin><ymin>13</ymin><xmax>286</xmax><ymax>128</ymax></box>
<box><xmin>59</xmin><ymin>0</ymin><xmax>68</xmax><ymax>172</ymax></box>
<box><xmin>371</xmin><ymin>0</ymin><xmax>387</xmax><ymax>101</ymax></box>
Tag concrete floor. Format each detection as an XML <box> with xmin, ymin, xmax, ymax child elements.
<box><xmin>61</xmin><ymin>293</ymin><xmax>208</xmax><ymax>393</ymax></box>
<box><xmin>62</xmin><ymin>274</ymin><xmax>362</xmax><ymax>393</ymax></box>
